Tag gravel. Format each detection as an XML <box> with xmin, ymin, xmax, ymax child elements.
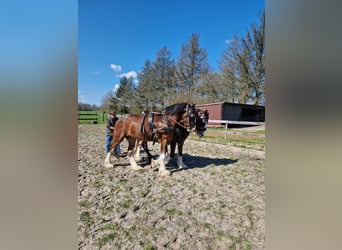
<box><xmin>78</xmin><ymin>124</ymin><xmax>265</xmax><ymax>249</ymax></box>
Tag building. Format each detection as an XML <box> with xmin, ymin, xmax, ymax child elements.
<box><xmin>196</xmin><ymin>102</ymin><xmax>265</xmax><ymax>127</ymax></box>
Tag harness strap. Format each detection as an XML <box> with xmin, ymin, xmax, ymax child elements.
<box><xmin>141</xmin><ymin>114</ymin><xmax>148</xmax><ymax>135</ymax></box>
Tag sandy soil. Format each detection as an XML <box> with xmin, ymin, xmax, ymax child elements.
<box><xmin>78</xmin><ymin>124</ymin><xmax>265</xmax><ymax>249</ymax></box>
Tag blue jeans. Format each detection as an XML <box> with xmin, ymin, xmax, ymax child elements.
<box><xmin>106</xmin><ymin>135</ymin><xmax>120</xmax><ymax>154</ymax></box>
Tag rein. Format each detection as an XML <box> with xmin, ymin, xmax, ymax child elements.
<box><xmin>149</xmin><ymin>111</ymin><xmax>191</xmax><ymax>131</ymax></box>
<box><xmin>166</xmin><ymin>115</ymin><xmax>188</xmax><ymax>130</ymax></box>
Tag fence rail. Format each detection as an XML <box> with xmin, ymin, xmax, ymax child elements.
<box><xmin>78</xmin><ymin>112</ymin><xmax>102</xmax><ymax>124</ymax></box>
<box><xmin>208</xmin><ymin>119</ymin><xmax>265</xmax><ymax>129</ymax></box>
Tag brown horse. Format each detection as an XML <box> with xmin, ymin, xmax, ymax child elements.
<box><xmin>134</xmin><ymin>108</ymin><xmax>209</xmax><ymax>169</ymax></box>
<box><xmin>104</xmin><ymin>103</ymin><xmax>197</xmax><ymax>176</ymax></box>
<box><xmin>167</xmin><ymin>108</ymin><xmax>209</xmax><ymax>168</ymax></box>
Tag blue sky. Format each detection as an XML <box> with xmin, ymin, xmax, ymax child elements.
<box><xmin>78</xmin><ymin>0</ymin><xmax>264</xmax><ymax>106</ymax></box>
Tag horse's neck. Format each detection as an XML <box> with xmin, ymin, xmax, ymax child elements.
<box><xmin>167</xmin><ymin>113</ymin><xmax>182</xmax><ymax>122</ymax></box>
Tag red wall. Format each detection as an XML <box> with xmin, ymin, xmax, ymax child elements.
<box><xmin>196</xmin><ymin>103</ymin><xmax>222</xmax><ymax>126</ymax></box>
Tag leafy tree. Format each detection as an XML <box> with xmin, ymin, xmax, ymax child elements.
<box><xmin>115</xmin><ymin>76</ymin><xmax>135</xmax><ymax>113</ymax></box>
<box><xmin>99</xmin><ymin>90</ymin><xmax>119</xmax><ymax>112</ymax></box>
<box><xmin>176</xmin><ymin>33</ymin><xmax>210</xmax><ymax>100</ymax></box>
<box><xmin>153</xmin><ymin>47</ymin><xmax>176</xmax><ymax>108</ymax></box>
<box><xmin>78</xmin><ymin>102</ymin><xmax>99</xmax><ymax>111</ymax></box>
<box><xmin>219</xmin><ymin>36</ymin><xmax>240</xmax><ymax>103</ymax></box>
<box><xmin>220</xmin><ymin>10</ymin><xmax>265</xmax><ymax>105</ymax></box>
<box><xmin>136</xmin><ymin>59</ymin><xmax>157</xmax><ymax>112</ymax></box>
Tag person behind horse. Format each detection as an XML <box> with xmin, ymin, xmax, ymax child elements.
<box><xmin>106</xmin><ymin>110</ymin><xmax>121</xmax><ymax>155</ymax></box>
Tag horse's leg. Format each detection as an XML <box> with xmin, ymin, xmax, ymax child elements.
<box><xmin>104</xmin><ymin>148</ymin><xmax>114</xmax><ymax>168</ymax></box>
<box><xmin>176</xmin><ymin>138</ymin><xmax>188</xmax><ymax>169</ymax></box>
<box><xmin>157</xmin><ymin>139</ymin><xmax>171</xmax><ymax>177</ymax></box>
<box><xmin>133</xmin><ymin>139</ymin><xmax>142</xmax><ymax>161</ymax></box>
<box><xmin>127</xmin><ymin>137</ymin><xmax>143</xmax><ymax>171</ymax></box>
<box><xmin>104</xmin><ymin>129</ymin><xmax>125</xmax><ymax>168</ymax></box>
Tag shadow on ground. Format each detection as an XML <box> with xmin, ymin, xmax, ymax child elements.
<box><xmin>108</xmin><ymin>152</ymin><xmax>238</xmax><ymax>172</ymax></box>
<box><xmin>169</xmin><ymin>153</ymin><xmax>238</xmax><ymax>173</ymax></box>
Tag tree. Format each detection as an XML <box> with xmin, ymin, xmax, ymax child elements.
<box><xmin>176</xmin><ymin>33</ymin><xmax>210</xmax><ymax>101</ymax></box>
<box><xmin>136</xmin><ymin>59</ymin><xmax>157</xmax><ymax>112</ymax></box>
<box><xmin>220</xmin><ymin>10</ymin><xmax>265</xmax><ymax>105</ymax></box>
<box><xmin>100</xmin><ymin>90</ymin><xmax>119</xmax><ymax>112</ymax></box>
<box><xmin>219</xmin><ymin>36</ymin><xmax>240</xmax><ymax>103</ymax></box>
<box><xmin>153</xmin><ymin>47</ymin><xmax>176</xmax><ymax>108</ymax></box>
<box><xmin>115</xmin><ymin>76</ymin><xmax>135</xmax><ymax>113</ymax></box>
<box><xmin>78</xmin><ymin>102</ymin><xmax>99</xmax><ymax>111</ymax></box>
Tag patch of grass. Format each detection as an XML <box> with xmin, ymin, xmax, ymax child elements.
<box><xmin>94</xmin><ymin>180</ymin><xmax>103</xmax><ymax>188</ymax></box>
<box><xmin>144</xmin><ymin>244</ymin><xmax>154</xmax><ymax>250</ymax></box>
<box><xmin>99</xmin><ymin>223</ymin><xmax>119</xmax><ymax>232</ymax></box>
<box><xmin>166</xmin><ymin>208</ymin><xmax>183</xmax><ymax>216</ymax></box>
<box><xmin>118</xmin><ymin>198</ymin><xmax>133</xmax><ymax>209</ymax></box>
<box><xmin>228</xmin><ymin>235</ymin><xmax>252</xmax><ymax>250</ymax></box>
<box><xmin>80</xmin><ymin>211</ymin><xmax>94</xmax><ymax>227</ymax></box>
<box><xmin>140</xmin><ymin>189</ymin><xmax>149</xmax><ymax>197</ymax></box>
<box><xmin>246</xmin><ymin>204</ymin><xmax>254</xmax><ymax>227</ymax></box>
<box><xmin>203</xmin><ymin>222</ymin><xmax>212</xmax><ymax>230</ymax></box>
<box><xmin>79</xmin><ymin>200</ymin><xmax>91</xmax><ymax>208</ymax></box>
<box><xmin>215</xmin><ymin>230</ymin><xmax>225</xmax><ymax>238</ymax></box>
<box><xmin>97</xmin><ymin>232</ymin><xmax>116</xmax><ymax>248</ymax></box>
<box><xmin>189</xmin><ymin>133</ymin><xmax>265</xmax><ymax>149</ymax></box>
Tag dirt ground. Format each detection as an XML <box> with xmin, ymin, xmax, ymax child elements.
<box><xmin>78</xmin><ymin>124</ymin><xmax>265</xmax><ymax>249</ymax></box>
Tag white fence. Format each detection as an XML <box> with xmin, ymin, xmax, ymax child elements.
<box><xmin>208</xmin><ymin>120</ymin><xmax>265</xmax><ymax>129</ymax></box>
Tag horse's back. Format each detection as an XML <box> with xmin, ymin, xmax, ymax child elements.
<box><xmin>121</xmin><ymin>114</ymin><xmax>145</xmax><ymax>139</ymax></box>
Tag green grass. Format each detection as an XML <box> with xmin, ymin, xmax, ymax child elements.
<box><xmin>207</xmin><ymin>127</ymin><xmax>265</xmax><ymax>134</ymax></box>
<box><xmin>97</xmin><ymin>233</ymin><xmax>116</xmax><ymax>248</ymax></box>
<box><xmin>166</xmin><ymin>208</ymin><xmax>183</xmax><ymax>216</ymax></box>
<box><xmin>78</xmin><ymin>111</ymin><xmax>107</xmax><ymax>124</ymax></box>
<box><xmin>189</xmin><ymin>133</ymin><xmax>265</xmax><ymax>148</ymax></box>
<box><xmin>144</xmin><ymin>244</ymin><xmax>154</xmax><ymax>250</ymax></box>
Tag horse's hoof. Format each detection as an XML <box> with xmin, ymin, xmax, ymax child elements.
<box><xmin>179</xmin><ymin>164</ymin><xmax>188</xmax><ymax>169</ymax></box>
<box><xmin>104</xmin><ymin>163</ymin><xmax>113</xmax><ymax>168</ymax></box>
<box><xmin>131</xmin><ymin>165</ymin><xmax>143</xmax><ymax>171</ymax></box>
<box><xmin>134</xmin><ymin>156</ymin><xmax>142</xmax><ymax>162</ymax></box>
<box><xmin>158</xmin><ymin>170</ymin><xmax>171</xmax><ymax>177</ymax></box>
<box><xmin>151</xmin><ymin>159</ymin><xmax>158</xmax><ymax>169</ymax></box>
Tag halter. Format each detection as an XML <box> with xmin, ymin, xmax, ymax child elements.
<box><xmin>166</xmin><ymin>104</ymin><xmax>197</xmax><ymax>132</ymax></box>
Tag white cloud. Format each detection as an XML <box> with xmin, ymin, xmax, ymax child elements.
<box><xmin>225</xmin><ymin>39</ymin><xmax>233</xmax><ymax>44</ymax></box>
<box><xmin>119</xmin><ymin>71</ymin><xmax>137</xmax><ymax>79</ymax></box>
<box><xmin>78</xmin><ymin>90</ymin><xmax>86</xmax><ymax>103</ymax></box>
<box><xmin>113</xmin><ymin>84</ymin><xmax>120</xmax><ymax>93</ymax></box>
<box><xmin>93</xmin><ymin>71</ymin><xmax>99</xmax><ymax>74</ymax></box>
<box><xmin>110</xmin><ymin>64</ymin><xmax>122</xmax><ymax>72</ymax></box>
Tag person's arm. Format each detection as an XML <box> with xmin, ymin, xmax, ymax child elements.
<box><xmin>106</xmin><ymin>119</ymin><xmax>114</xmax><ymax>130</ymax></box>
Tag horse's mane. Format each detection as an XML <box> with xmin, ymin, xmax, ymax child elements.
<box><xmin>164</xmin><ymin>102</ymin><xmax>188</xmax><ymax>115</ymax></box>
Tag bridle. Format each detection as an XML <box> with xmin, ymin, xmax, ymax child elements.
<box><xmin>166</xmin><ymin>104</ymin><xmax>198</xmax><ymax>132</ymax></box>
<box><xmin>197</xmin><ymin>110</ymin><xmax>209</xmax><ymax>131</ymax></box>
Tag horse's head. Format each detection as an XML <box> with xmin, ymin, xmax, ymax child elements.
<box><xmin>183</xmin><ymin>104</ymin><xmax>209</xmax><ymax>137</ymax></box>
<box><xmin>184</xmin><ymin>103</ymin><xmax>197</xmax><ymax>131</ymax></box>
<box><xmin>194</xmin><ymin>109</ymin><xmax>209</xmax><ymax>137</ymax></box>
<box><xmin>164</xmin><ymin>103</ymin><xmax>207</xmax><ymax>134</ymax></box>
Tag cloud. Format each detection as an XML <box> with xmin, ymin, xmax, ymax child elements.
<box><xmin>110</xmin><ymin>64</ymin><xmax>122</xmax><ymax>72</ymax></box>
<box><xmin>93</xmin><ymin>71</ymin><xmax>99</xmax><ymax>75</ymax></box>
<box><xmin>78</xmin><ymin>90</ymin><xmax>86</xmax><ymax>103</ymax></box>
<box><xmin>113</xmin><ymin>84</ymin><xmax>120</xmax><ymax>94</ymax></box>
<box><xmin>225</xmin><ymin>39</ymin><xmax>233</xmax><ymax>44</ymax></box>
<box><xmin>119</xmin><ymin>71</ymin><xmax>137</xmax><ymax>79</ymax></box>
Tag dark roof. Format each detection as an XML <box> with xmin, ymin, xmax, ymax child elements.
<box><xmin>196</xmin><ymin>102</ymin><xmax>265</xmax><ymax>108</ymax></box>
